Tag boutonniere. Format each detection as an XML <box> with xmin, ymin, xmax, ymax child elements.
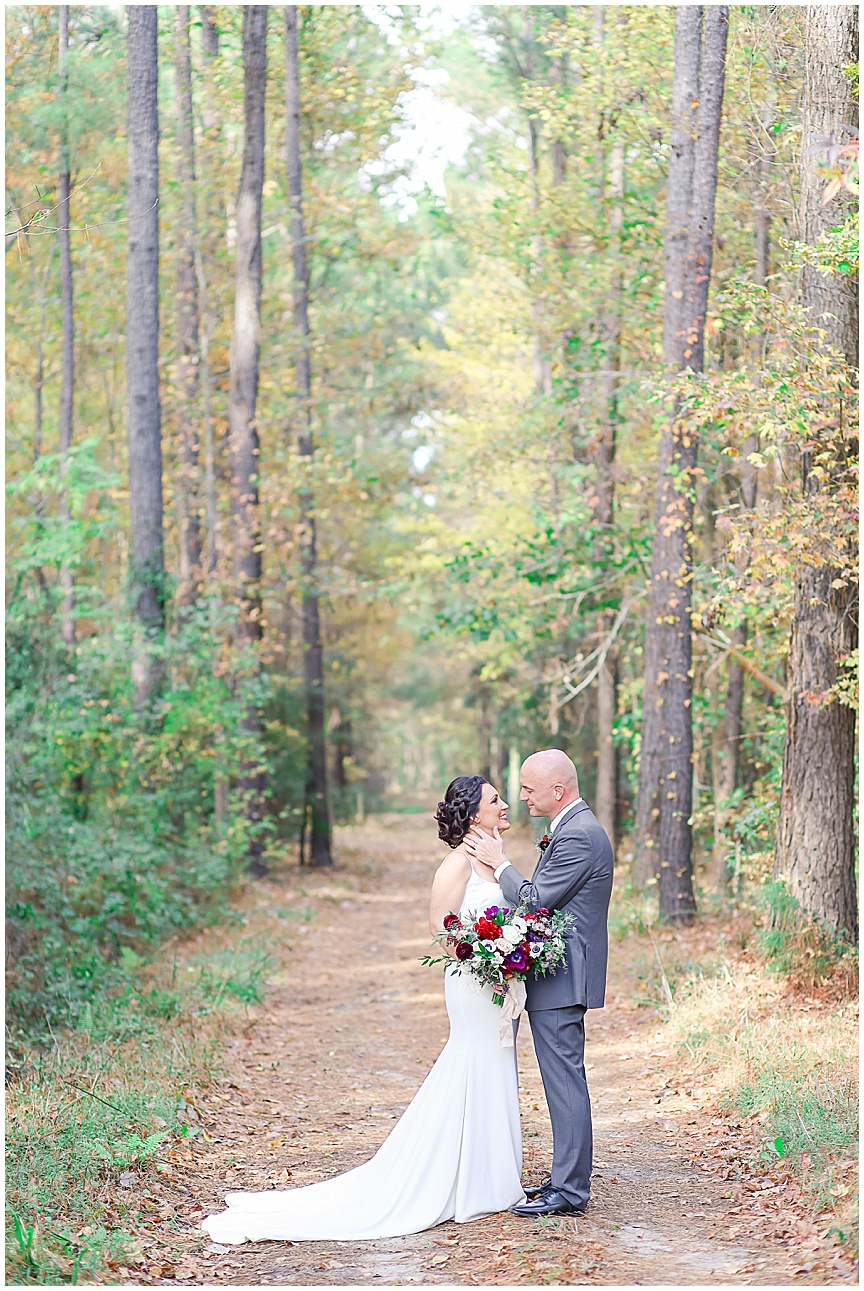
<box><xmin>537</xmin><ymin>834</ymin><xmax>551</xmax><ymax>853</ymax></box>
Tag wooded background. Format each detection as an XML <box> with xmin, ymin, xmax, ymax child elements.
<box><xmin>6</xmin><ymin>4</ymin><xmax>858</xmax><ymax>1036</ymax></box>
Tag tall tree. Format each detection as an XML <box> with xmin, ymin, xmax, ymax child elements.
<box><xmin>711</xmin><ymin>114</ymin><xmax>772</xmax><ymax>889</ymax></box>
<box><xmin>196</xmin><ymin>4</ymin><xmax>220</xmax><ymax>579</ymax></box>
<box><xmin>126</xmin><ymin>4</ymin><xmax>164</xmax><ymax>703</ymax></box>
<box><xmin>173</xmin><ymin>5</ymin><xmax>202</xmax><ymax>605</ymax></box>
<box><xmin>229</xmin><ymin>5</ymin><xmax>267</xmax><ymax>645</ymax></box>
<box><xmin>229</xmin><ymin>4</ymin><xmax>268</xmax><ymax>876</ymax></box>
<box><xmin>635</xmin><ymin>5</ymin><xmax>729</xmax><ymax>920</ymax></box>
<box><xmin>285</xmin><ymin>5</ymin><xmax>332</xmax><ymax>867</ymax></box>
<box><xmin>592</xmin><ymin>6</ymin><xmax>624</xmax><ymax>852</ymax></box>
<box><xmin>774</xmin><ymin>5</ymin><xmax>858</xmax><ymax>939</ymax></box>
<box><xmin>200</xmin><ymin>5</ymin><xmax>219</xmax><ymax>60</ymax></box>
<box><xmin>57</xmin><ymin>4</ymin><xmax>75</xmax><ymax>647</ymax></box>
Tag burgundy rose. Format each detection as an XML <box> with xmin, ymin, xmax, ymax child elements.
<box><xmin>503</xmin><ymin>945</ymin><xmax>529</xmax><ymax>973</ymax></box>
<box><xmin>443</xmin><ymin>913</ymin><xmax>461</xmax><ymax>931</ymax></box>
<box><xmin>455</xmin><ymin>941</ymin><xmax>474</xmax><ymax>961</ymax></box>
<box><xmin>535</xmin><ymin>908</ymin><xmax>551</xmax><ymax>918</ymax></box>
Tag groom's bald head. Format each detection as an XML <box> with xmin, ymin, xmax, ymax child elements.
<box><xmin>520</xmin><ymin>749</ymin><xmax>580</xmax><ymax>818</ymax></box>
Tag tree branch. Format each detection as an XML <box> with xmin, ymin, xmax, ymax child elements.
<box><xmin>695</xmin><ymin>627</ymin><xmax>788</xmax><ymax>701</ymax></box>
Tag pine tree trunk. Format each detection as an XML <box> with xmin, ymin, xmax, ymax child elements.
<box><xmin>634</xmin><ymin>4</ymin><xmax>702</xmax><ymax>888</ymax></box>
<box><xmin>229</xmin><ymin>5</ymin><xmax>269</xmax><ymax>877</ymax></box>
<box><xmin>799</xmin><ymin>6</ymin><xmax>859</xmax><ymax>371</ymax></box>
<box><xmin>635</xmin><ymin>6</ymin><xmax>728</xmax><ymax>921</ymax></box>
<box><xmin>200</xmin><ymin>6</ymin><xmax>219</xmax><ymax>59</ymax></box>
<box><xmin>197</xmin><ymin>8</ymin><xmax>220</xmax><ymax>580</ymax></box>
<box><xmin>713</xmin><ymin>156</ymin><xmax>769</xmax><ymax>888</ymax></box>
<box><xmin>285</xmin><ymin>5</ymin><xmax>332</xmax><ymax>867</ymax></box>
<box><xmin>173</xmin><ymin>5</ymin><xmax>202</xmax><ymax>606</ymax></box>
<box><xmin>126</xmin><ymin>5</ymin><xmax>164</xmax><ymax>703</ymax></box>
<box><xmin>58</xmin><ymin>5</ymin><xmax>75</xmax><ymax>648</ymax></box>
<box><xmin>230</xmin><ymin>5</ymin><xmax>267</xmax><ymax>644</ymax></box>
<box><xmin>594</xmin><ymin>117</ymin><xmax>624</xmax><ymax>851</ymax></box>
<box><xmin>774</xmin><ymin>5</ymin><xmax>858</xmax><ymax>940</ymax></box>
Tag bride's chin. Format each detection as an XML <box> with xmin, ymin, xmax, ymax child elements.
<box><xmin>499</xmin><ymin>818</ymin><xmax>511</xmax><ymax>831</ymax></box>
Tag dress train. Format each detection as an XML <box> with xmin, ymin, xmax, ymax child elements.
<box><xmin>201</xmin><ymin>869</ymin><xmax>525</xmax><ymax>1243</ymax></box>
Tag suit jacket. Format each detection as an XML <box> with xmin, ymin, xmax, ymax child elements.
<box><xmin>498</xmin><ymin>801</ymin><xmax>613</xmax><ymax>1011</ymax></box>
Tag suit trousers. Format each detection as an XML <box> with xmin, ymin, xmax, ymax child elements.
<box><xmin>527</xmin><ymin>1004</ymin><xmax>591</xmax><ymax>1208</ymax></box>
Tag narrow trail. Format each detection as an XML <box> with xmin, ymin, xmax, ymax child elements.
<box><xmin>157</xmin><ymin>817</ymin><xmax>813</xmax><ymax>1285</ymax></box>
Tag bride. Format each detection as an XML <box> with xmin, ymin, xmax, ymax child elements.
<box><xmin>201</xmin><ymin>775</ymin><xmax>526</xmax><ymax>1244</ymax></box>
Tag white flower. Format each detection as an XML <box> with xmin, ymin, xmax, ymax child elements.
<box><xmin>480</xmin><ymin>939</ymin><xmax>498</xmax><ymax>952</ymax></box>
<box><xmin>500</xmin><ymin>925</ymin><xmax>522</xmax><ymax>946</ymax></box>
<box><xmin>511</xmin><ymin>916</ymin><xmax>528</xmax><ymax>934</ymax></box>
<box><xmin>494</xmin><ymin>936</ymin><xmax>513</xmax><ymax>952</ymax></box>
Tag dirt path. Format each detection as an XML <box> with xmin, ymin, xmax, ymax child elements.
<box><xmin>148</xmin><ymin>818</ymin><xmax>821</xmax><ymax>1285</ymax></box>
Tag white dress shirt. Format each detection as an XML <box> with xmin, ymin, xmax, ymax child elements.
<box><xmin>494</xmin><ymin>797</ymin><xmax>583</xmax><ymax>879</ymax></box>
<box><xmin>549</xmin><ymin>797</ymin><xmax>584</xmax><ymax>835</ymax></box>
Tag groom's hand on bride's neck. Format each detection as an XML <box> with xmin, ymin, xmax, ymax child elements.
<box><xmin>465</xmin><ymin>826</ymin><xmax>506</xmax><ymax>871</ymax></box>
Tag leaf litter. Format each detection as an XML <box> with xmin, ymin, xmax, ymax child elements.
<box><xmin>93</xmin><ymin>819</ymin><xmax>854</xmax><ymax>1285</ymax></box>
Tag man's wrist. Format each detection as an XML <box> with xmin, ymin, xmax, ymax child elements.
<box><xmin>493</xmin><ymin>860</ymin><xmax>512</xmax><ymax>880</ymax></box>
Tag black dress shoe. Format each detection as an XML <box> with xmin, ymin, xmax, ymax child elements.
<box><xmin>523</xmin><ymin>1175</ymin><xmax>552</xmax><ymax>1201</ymax></box>
<box><xmin>510</xmin><ymin>1189</ymin><xmax>587</xmax><ymax>1218</ymax></box>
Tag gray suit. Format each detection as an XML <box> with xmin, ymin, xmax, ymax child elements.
<box><xmin>498</xmin><ymin>800</ymin><xmax>613</xmax><ymax>1208</ymax></box>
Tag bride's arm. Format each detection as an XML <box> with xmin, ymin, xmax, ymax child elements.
<box><xmin>428</xmin><ymin>849</ymin><xmax>471</xmax><ymax>936</ymax></box>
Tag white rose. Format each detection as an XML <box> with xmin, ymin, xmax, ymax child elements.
<box><xmin>494</xmin><ymin>937</ymin><xmax>512</xmax><ymax>952</ymax></box>
<box><xmin>501</xmin><ymin>925</ymin><xmax>522</xmax><ymax>946</ymax></box>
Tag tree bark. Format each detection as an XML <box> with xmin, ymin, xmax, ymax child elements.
<box><xmin>799</xmin><ymin>5</ymin><xmax>859</xmax><ymax>369</ymax></box>
<box><xmin>774</xmin><ymin>5</ymin><xmax>858</xmax><ymax>941</ymax></box>
<box><xmin>285</xmin><ymin>4</ymin><xmax>332</xmax><ymax>867</ymax></box>
<box><xmin>173</xmin><ymin>5</ymin><xmax>202</xmax><ymax>606</ymax></box>
<box><xmin>634</xmin><ymin>5</ymin><xmax>701</xmax><ymax>887</ymax></box>
<box><xmin>200</xmin><ymin>5</ymin><xmax>219</xmax><ymax>59</ymax></box>
<box><xmin>126</xmin><ymin>5</ymin><xmax>165</xmax><ymax>703</ymax></box>
<box><xmin>229</xmin><ymin>5</ymin><xmax>267</xmax><ymax>644</ymax></box>
<box><xmin>229</xmin><ymin>5</ymin><xmax>268</xmax><ymax>877</ymax></box>
<box><xmin>635</xmin><ymin>6</ymin><xmax>728</xmax><ymax>922</ymax></box>
<box><xmin>593</xmin><ymin>82</ymin><xmax>624</xmax><ymax>851</ymax></box>
<box><xmin>58</xmin><ymin>4</ymin><xmax>75</xmax><ymax>647</ymax></box>
<box><xmin>712</xmin><ymin>154</ymin><xmax>768</xmax><ymax>888</ymax></box>
<box><xmin>197</xmin><ymin>5</ymin><xmax>220</xmax><ymax>579</ymax></box>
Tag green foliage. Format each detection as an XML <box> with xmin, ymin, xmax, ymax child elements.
<box><xmin>783</xmin><ymin>215</ymin><xmax>860</xmax><ymax>276</ymax></box>
<box><xmin>5</xmin><ymin>595</ymin><xmax>292</xmax><ymax>1035</ymax></box>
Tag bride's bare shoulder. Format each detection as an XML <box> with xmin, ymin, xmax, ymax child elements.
<box><xmin>435</xmin><ymin>847</ymin><xmax>471</xmax><ymax>876</ymax></box>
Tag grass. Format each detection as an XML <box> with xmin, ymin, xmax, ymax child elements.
<box><xmin>5</xmin><ymin>932</ymin><xmax>281</xmax><ymax>1285</ymax></box>
<box><xmin>607</xmin><ymin>879</ymin><xmax>859</xmax><ymax>1263</ymax></box>
<box><xmin>664</xmin><ymin>949</ymin><xmax>859</xmax><ymax>1253</ymax></box>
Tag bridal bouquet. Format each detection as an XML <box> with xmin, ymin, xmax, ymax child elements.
<box><xmin>422</xmin><ymin>904</ymin><xmax>572</xmax><ymax>1047</ymax></box>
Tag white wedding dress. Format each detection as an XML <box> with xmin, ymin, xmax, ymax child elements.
<box><xmin>201</xmin><ymin>866</ymin><xmax>525</xmax><ymax>1243</ymax></box>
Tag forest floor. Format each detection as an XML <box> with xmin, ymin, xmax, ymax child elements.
<box><xmin>110</xmin><ymin>816</ymin><xmax>856</xmax><ymax>1287</ymax></box>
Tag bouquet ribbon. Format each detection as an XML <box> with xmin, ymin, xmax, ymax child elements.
<box><xmin>498</xmin><ymin>978</ymin><xmax>527</xmax><ymax>1048</ymax></box>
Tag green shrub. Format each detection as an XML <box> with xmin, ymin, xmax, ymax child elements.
<box><xmin>5</xmin><ymin>597</ymin><xmax>303</xmax><ymax>1037</ymax></box>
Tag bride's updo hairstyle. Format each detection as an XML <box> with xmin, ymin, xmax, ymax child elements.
<box><xmin>436</xmin><ymin>775</ymin><xmax>487</xmax><ymax>849</ymax></box>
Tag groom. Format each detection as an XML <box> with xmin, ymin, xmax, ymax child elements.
<box><xmin>465</xmin><ymin>748</ymin><xmax>613</xmax><ymax>1217</ymax></box>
